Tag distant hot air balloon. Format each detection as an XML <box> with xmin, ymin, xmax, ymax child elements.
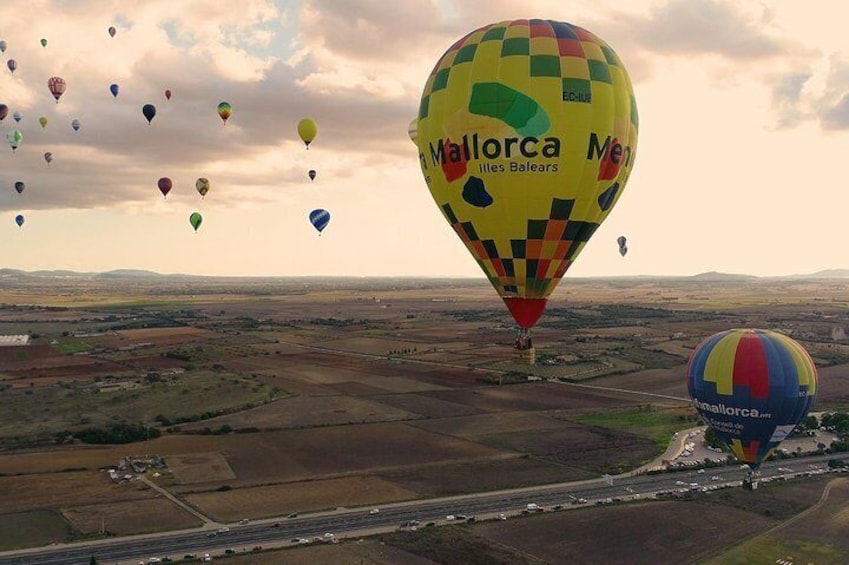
<box><xmin>165</xmin><ymin>89</ymin><xmax>172</xmax><ymax>101</ymax></box>
<box><xmin>0</xmin><ymin>105</ymin><xmax>7</xmax><ymax>121</ymax></box>
<box><xmin>195</xmin><ymin>177</ymin><xmax>210</xmax><ymax>198</ymax></box>
<box><xmin>142</xmin><ymin>104</ymin><xmax>156</xmax><ymax>124</ymax></box>
<box><xmin>298</xmin><ymin>118</ymin><xmax>317</xmax><ymax>149</ymax></box>
<box><xmin>44</xmin><ymin>152</ymin><xmax>53</xmax><ymax>165</ymax></box>
<box><xmin>308</xmin><ymin>170</ymin><xmax>317</xmax><ymax>182</ymax></box>
<box><xmin>617</xmin><ymin>235</ymin><xmax>628</xmax><ymax>257</ymax></box>
<box><xmin>407</xmin><ymin>117</ymin><xmax>418</xmax><ymax>145</ymax></box>
<box><xmin>157</xmin><ymin>177</ymin><xmax>172</xmax><ymax>198</ymax></box>
<box><xmin>40</xmin><ymin>38</ymin><xmax>47</xmax><ymax>48</ymax></box>
<box><xmin>39</xmin><ymin>116</ymin><xmax>48</xmax><ymax>129</ymax></box>
<box><xmin>13</xmin><ymin>111</ymin><xmax>22</xmax><ymax>123</ymax></box>
<box><xmin>109</xmin><ymin>83</ymin><xmax>119</xmax><ymax>98</ymax></box>
<box><xmin>108</xmin><ymin>26</ymin><xmax>116</xmax><ymax>38</ymax></box>
<box><xmin>687</xmin><ymin>329</ymin><xmax>818</xmax><ymax>484</ymax></box>
<box><xmin>71</xmin><ymin>118</ymin><xmax>80</xmax><ymax>131</ymax></box>
<box><xmin>47</xmin><ymin>76</ymin><xmax>66</xmax><ymax>103</ymax></box>
<box><xmin>7</xmin><ymin>59</ymin><xmax>16</xmax><ymax>73</ymax></box>
<box><xmin>14</xmin><ymin>181</ymin><xmax>24</xmax><ymax>194</ymax></box>
<box><xmin>0</xmin><ymin>40</ymin><xmax>6</xmax><ymax>53</ymax></box>
<box><xmin>217</xmin><ymin>101</ymin><xmax>232</xmax><ymax>124</ymax></box>
<box><xmin>415</xmin><ymin>19</ymin><xmax>638</xmax><ymax>338</ymax></box>
<box><xmin>6</xmin><ymin>129</ymin><xmax>22</xmax><ymax>152</ymax></box>
<box><xmin>309</xmin><ymin>209</ymin><xmax>330</xmax><ymax>235</ymax></box>
<box><xmin>15</xmin><ymin>214</ymin><xmax>24</xmax><ymax>227</ymax></box>
<box><xmin>189</xmin><ymin>212</ymin><xmax>203</xmax><ymax>232</ymax></box>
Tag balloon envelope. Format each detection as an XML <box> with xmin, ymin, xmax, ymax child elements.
<box><xmin>39</xmin><ymin>116</ymin><xmax>47</xmax><ymax>128</ymax></box>
<box><xmin>407</xmin><ymin>118</ymin><xmax>418</xmax><ymax>145</ymax></box>
<box><xmin>217</xmin><ymin>102</ymin><xmax>232</xmax><ymax>123</ymax></box>
<box><xmin>15</xmin><ymin>214</ymin><xmax>24</xmax><ymax>227</ymax></box>
<box><xmin>44</xmin><ymin>152</ymin><xmax>53</xmax><ymax>164</ymax></box>
<box><xmin>108</xmin><ymin>26</ymin><xmax>116</xmax><ymax>37</ymax></box>
<box><xmin>6</xmin><ymin>129</ymin><xmax>22</xmax><ymax>151</ymax></box>
<box><xmin>165</xmin><ymin>89</ymin><xmax>172</xmax><ymax>100</ymax></box>
<box><xmin>308</xmin><ymin>170</ymin><xmax>317</xmax><ymax>181</ymax></box>
<box><xmin>14</xmin><ymin>181</ymin><xmax>24</xmax><ymax>194</ymax></box>
<box><xmin>110</xmin><ymin>83</ymin><xmax>119</xmax><ymax>98</ymax></box>
<box><xmin>415</xmin><ymin>19</ymin><xmax>639</xmax><ymax>329</ymax></box>
<box><xmin>0</xmin><ymin>40</ymin><xmax>6</xmax><ymax>53</ymax></box>
<box><xmin>40</xmin><ymin>38</ymin><xmax>47</xmax><ymax>47</ymax></box>
<box><xmin>195</xmin><ymin>177</ymin><xmax>210</xmax><ymax>198</ymax></box>
<box><xmin>189</xmin><ymin>212</ymin><xmax>203</xmax><ymax>232</ymax></box>
<box><xmin>0</xmin><ymin>105</ymin><xmax>7</xmax><ymax>121</ymax></box>
<box><xmin>309</xmin><ymin>209</ymin><xmax>330</xmax><ymax>234</ymax></box>
<box><xmin>47</xmin><ymin>76</ymin><xmax>66</xmax><ymax>102</ymax></box>
<box><xmin>687</xmin><ymin>329</ymin><xmax>818</xmax><ymax>470</ymax></box>
<box><xmin>7</xmin><ymin>59</ymin><xmax>16</xmax><ymax>73</ymax></box>
<box><xmin>12</xmin><ymin>111</ymin><xmax>21</xmax><ymax>123</ymax></box>
<box><xmin>142</xmin><ymin>104</ymin><xmax>156</xmax><ymax>124</ymax></box>
<box><xmin>157</xmin><ymin>177</ymin><xmax>172</xmax><ymax>198</ymax></box>
<box><xmin>298</xmin><ymin>118</ymin><xmax>317</xmax><ymax>148</ymax></box>
<box><xmin>71</xmin><ymin>118</ymin><xmax>80</xmax><ymax>131</ymax></box>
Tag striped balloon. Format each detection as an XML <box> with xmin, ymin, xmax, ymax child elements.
<box><xmin>309</xmin><ymin>209</ymin><xmax>330</xmax><ymax>234</ymax></box>
<box><xmin>687</xmin><ymin>329</ymin><xmax>817</xmax><ymax>469</ymax></box>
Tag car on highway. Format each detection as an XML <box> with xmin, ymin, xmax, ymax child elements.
<box><xmin>287</xmin><ymin>512</ymin><xmax>299</xmax><ymax>518</ymax></box>
<box><xmin>369</xmin><ymin>508</ymin><xmax>380</xmax><ymax>515</ymax></box>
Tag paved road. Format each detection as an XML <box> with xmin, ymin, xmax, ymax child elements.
<box><xmin>0</xmin><ymin>454</ymin><xmax>842</xmax><ymax>565</ymax></box>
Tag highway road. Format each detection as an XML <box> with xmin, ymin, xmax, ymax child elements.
<box><xmin>0</xmin><ymin>453</ymin><xmax>843</xmax><ymax>565</ymax></box>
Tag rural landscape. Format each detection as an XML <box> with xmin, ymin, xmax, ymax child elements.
<box><xmin>0</xmin><ymin>270</ymin><xmax>849</xmax><ymax>563</ymax></box>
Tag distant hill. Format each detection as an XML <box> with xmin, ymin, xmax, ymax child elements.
<box><xmin>804</xmin><ymin>269</ymin><xmax>849</xmax><ymax>279</ymax></box>
<box><xmin>95</xmin><ymin>269</ymin><xmax>168</xmax><ymax>279</ymax></box>
<box><xmin>690</xmin><ymin>271</ymin><xmax>758</xmax><ymax>282</ymax></box>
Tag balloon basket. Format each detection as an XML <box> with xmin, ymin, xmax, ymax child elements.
<box><xmin>742</xmin><ymin>471</ymin><xmax>759</xmax><ymax>490</ymax></box>
<box><xmin>514</xmin><ymin>346</ymin><xmax>535</xmax><ymax>366</ymax></box>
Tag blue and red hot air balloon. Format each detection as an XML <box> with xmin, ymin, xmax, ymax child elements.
<box><xmin>687</xmin><ymin>329</ymin><xmax>817</xmax><ymax>473</ymax></box>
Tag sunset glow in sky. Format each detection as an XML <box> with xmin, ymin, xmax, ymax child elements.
<box><xmin>0</xmin><ymin>0</ymin><xmax>847</xmax><ymax>278</ymax></box>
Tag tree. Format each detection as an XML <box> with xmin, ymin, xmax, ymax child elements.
<box><xmin>90</xmin><ymin>557</ymin><xmax>98</xmax><ymax>565</ymax></box>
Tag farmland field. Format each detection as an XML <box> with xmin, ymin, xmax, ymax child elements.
<box><xmin>1</xmin><ymin>273</ymin><xmax>848</xmax><ymax>557</ymax></box>
<box><xmin>0</xmin><ymin>510</ymin><xmax>71</xmax><ymax>551</ymax></box>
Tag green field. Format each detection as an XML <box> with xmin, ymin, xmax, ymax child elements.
<box><xmin>569</xmin><ymin>406</ymin><xmax>699</xmax><ymax>448</ymax></box>
<box><xmin>0</xmin><ymin>510</ymin><xmax>72</xmax><ymax>550</ymax></box>
<box><xmin>0</xmin><ymin>371</ymin><xmax>283</xmax><ymax>444</ymax></box>
<box><xmin>51</xmin><ymin>338</ymin><xmax>94</xmax><ymax>355</ymax></box>
<box><xmin>705</xmin><ymin>536</ymin><xmax>846</xmax><ymax>565</ymax></box>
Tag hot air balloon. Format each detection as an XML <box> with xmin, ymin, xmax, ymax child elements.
<box><xmin>617</xmin><ymin>235</ymin><xmax>627</xmax><ymax>257</ymax></box>
<box><xmin>142</xmin><ymin>104</ymin><xmax>156</xmax><ymax>124</ymax></box>
<box><xmin>44</xmin><ymin>152</ymin><xmax>53</xmax><ymax>165</ymax></box>
<box><xmin>415</xmin><ymin>19</ymin><xmax>638</xmax><ymax>343</ymax></box>
<box><xmin>39</xmin><ymin>116</ymin><xmax>48</xmax><ymax>128</ymax></box>
<box><xmin>195</xmin><ymin>177</ymin><xmax>210</xmax><ymax>198</ymax></box>
<box><xmin>47</xmin><ymin>76</ymin><xmax>66</xmax><ymax>103</ymax></box>
<box><xmin>165</xmin><ymin>89</ymin><xmax>172</xmax><ymax>101</ymax></box>
<box><xmin>309</xmin><ymin>209</ymin><xmax>330</xmax><ymax>234</ymax></box>
<box><xmin>6</xmin><ymin>129</ymin><xmax>22</xmax><ymax>152</ymax></box>
<box><xmin>687</xmin><ymin>329</ymin><xmax>817</xmax><ymax>485</ymax></box>
<box><xmin>217</xmin><ymin>101</ymin><xmax>232</xmax><ymax>124</ymax></box>
<box><xmin>40</xmin><ymin>38</ymin><xmax>47</xmax><ymax>48</ymax></box>
<box><xmin>0</xmin><ymin>105</ymin><xmax>7</xmax><ymax>121</ymax></box>
<box><xmin>7</xmin><ymin>59</ymin><xmax>16</xmax><ymax>73</ymax></box>
<box><xmin>14</xmin><ymin>181</ymin><xmax>24</xmax><ymax>194</ymax></box>
<box><xmin>15</xmin><ymin>214</ymin><xmax>24</xmax><ymax>228</ymax></box>
<box><xmin>0</xmin><ymin>40</ymin><xmax>6</xmax><ymax>53</ymax></box>
<box><xmin>109</xmin><ymin>83</ymin><xmax>119</xmax><ymax>98</ymax></box>
<box><xmin>13</xmin><ymin>111</ymin><xmax>22</xmax><ymax>123</ymax></box>
<box><xmin>298</xmin><ymin>118</ymin><xmax>317</xmax><ymax>149</ymax></box>
<box><xmin>157</xmin><ymin>177</ymin><xmax>172</xmax><ymax>198</ymax></box>
<box><xmin>71</xmin><ymin>118</ymin><xmax>80</xmax><ymax>131</ymax></box>
<box><xmin>308</xmin><ymin>170</ymin><xmax>317</xmax><ymax>182</ymax></box>
<box><xmin>407</xmin><ymin>117</ymin><xmax>418</xmax><ymax>145</ymax></box>
<box><xmin>189</xmin><ymin>212</ymin><xmax>203</xmax><ymax>232</ymax></box>
<box><xmin>108</xmin><ymin>26</ymin><xmax>116</xmax><ymax>38</ymax></box>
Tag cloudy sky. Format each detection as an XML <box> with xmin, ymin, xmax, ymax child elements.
<box><xmin>0</xmin><ymin>0</ymin><xmax>846</xmax><ymax>278</ymax></box>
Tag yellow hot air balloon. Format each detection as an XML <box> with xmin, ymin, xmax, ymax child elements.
<box><xmin>415</xmin><ymin>19</ymin><xmax>638</xmax><ymax>336</ymax></box>
<box><xmin>297</xmin><ymin>118</ymin><xmax>317</xmax><ymax>149</ymax></box>
<box><xmin>39</xmin><ymin>116</ymin><xmax>48</xmax><ymax>128</ymax></box>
